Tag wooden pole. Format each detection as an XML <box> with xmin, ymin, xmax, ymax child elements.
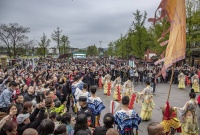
<box><xmin>167</xmin><ymin>67</ymin><xmax>174</xmax><ymax>102</ymax></box>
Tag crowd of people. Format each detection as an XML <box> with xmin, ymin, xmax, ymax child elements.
<box><xmin>0</xmin><ymin>58</ymin><xmax>199</xmax><ymax>135</ymax></box>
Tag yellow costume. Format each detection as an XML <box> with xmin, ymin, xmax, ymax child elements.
<box><xmin>178</xmin><ymin>99</ymin><xmax>199</xmax><ymax>135</ymax></box>
<box><xmin>161</xmin><ymin>103</ymin><xmax>181</xmax><ymax>133</ymax></box>
<box><xmin>191</xmin><ymin>74</ymin><xmax>199</xmax><ymax>93</ymax></box>
<box><xmin>103</xmin><ymin>74</ymin><xmax>111</xmax><ymax>95</ymax></box>
<box><xmin>122</xmin><ymin>80</ymin><xmax>134</xmax><ymax>98</ymax></box>
<box><xmin>178</xmin><ymin>72</ymin><xmax>185</xmax><ymax>89</ymax></box>
<box><xmin>137</xmin><ymin>85</ymin><xmax>155</xmax><ymax>121</ymax></box>
<box><xmin>113</xmin><ymin>77</ymin><xmax>122</xmax><ymax>101</ymax></box>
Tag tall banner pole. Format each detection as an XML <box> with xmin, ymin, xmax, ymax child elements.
<box><xmin>167</xmin><ymin>67</ymin><xmax>174</xmax><ymax>102</ymax></box>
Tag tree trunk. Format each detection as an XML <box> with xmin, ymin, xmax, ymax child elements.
<box><xmin>13</xmin><ymin>41</ymin><xmax>16</xmax><ymax>58</ymax></box>
<box><xmin>7</xmin><ymin>46</ymin><xmax>12</xmax><ymax>58</ymax></box>
<box><xmin>44</xmin><ymin>48</ymin><xmax>45</xmax><ymax>58</ymax></box>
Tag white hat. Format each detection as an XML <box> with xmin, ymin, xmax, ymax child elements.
<box><xmin>17</xmin><ymin>113</ymin><xmax>30</xmax><ymax>124</ymax></box>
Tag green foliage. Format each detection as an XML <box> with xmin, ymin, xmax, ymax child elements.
<box><xmin>111</xmin><ymin>10</ymin><xmax>155</xmax><ymax>59</ymax></box>
<box><xmin>148</xmin><ymin>17</ymin><xmax>170</xmax><ymax>55</ymax></box>
<box><xmin>51</xmin><ymin>27</ymin><xmax>62</xmax><ymax>54</ymax></box>
<box><xmin>86</xmin><ymin>45</ymin><xmax>98</xmax><ymax>56</ymax></box>
<box><xmin>60</xmin><ymin>35</ymin><xmax>70</xmax><ymax>54</ymax></box>
<box><xmin>36</xmin><ymin>33</ymin><xmax>51</xmax><ymax>58</ymax></box>
<box><xmin>105</xmin><ymin>42</ymin><xmax>115</xmax><ymax>56</ymax></box>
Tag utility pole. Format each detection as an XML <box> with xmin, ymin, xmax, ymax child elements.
<box><xmin>99</xmin><ymin>41</ymin><xmax>102</xmax><ymax>56</ymax></box>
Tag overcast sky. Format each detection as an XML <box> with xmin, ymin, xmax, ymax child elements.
<box><xmin>0</xmin><ymin>0</ymin><xmax>161</xmax><ymax>48</ymax></box>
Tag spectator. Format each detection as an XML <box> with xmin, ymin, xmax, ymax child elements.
<box><xmin>17</xmin><ymin>103</ymin><xmax>45</xmax><ymax>135</ymax></box>
<box><xmin>74</xmin><ymin>114</ymin><xmax>91</xmax><ymax>135</ymax></box>
<box><xmin>6</xmin><ymin>104</ymin><xmax>18</xmax><ymax>123</ymax></box>
<box><xmin>20</xmin><ymin>84</ymin><xmax>28</xmax><ymax>96</ymax></box>
<box><xmin>147</xmin><ymin>122</ymin><xmax>165</xmax><ymax>135</ymax></box>
<box><xmin>1</xmin><ymin>120</ymin><xmax>18</xmax><ymax>135</ymax></box>
<box><xmin>61</xmin><ymin>113</ymin><xmax>74</xmax><ymax>135</ymax></box>
<box><xmin>22</xmin><ymin>101</ymin><xmax>33</xmax><ymax>114</ymax></box>
<box><xmin>0</xmin><ymin>115</ymin><xmax>13</xmax><ymax>131</ymax></box>
<box><xmin>93</xmin><ymin>113</ymin><xmax>114</xmax><ymax>135</ymax></box>
<box><xmin>76</xmin><ymin>130</ymin><xmax>90</xmax><ymax>135</ymax></box>
<box><xmin>78</xmin><ymin>96</ymin><xmax>94</xmax><ymax>127</ymax></box>
<box><xmin>23</xmin><ymin>86</ymin><xmax>35</xmax><ymax>103</ymax></box>
<box><xmin>54</xmin><ymin>124</ymin><xmax>67</xmax><ymax>135</ymax></box>
<box><xmin>0</xmin><ymin>78</ymin><xmax>10</xmax><ymax>94</ymax></box>
<box><xmin>106</xmin><ymin>128</ymin><xmax>119</xmax><ymax>135</ymax></box>
<box><xmin>55</xmin><ymin>85</ymin><xmax>63</xmax><ymax>102</ymax></box>
<box><xmin>49</xmin><ymin>112</ymin><xmax>60</xmax><ymax>129</ymax></box>
<box><xmin>0</xmin><ymin>81</ymin><xmax>17</xmax><ymax>113</ymax></box>
<box><xmin>15</xmin><ymin>94</ymin><xmax>24</xmax><ymax>113</ymax></box>
<box><xmin>45</xmin><ymin>98</ymin><xmax>66</xmax><ymax>114</ymax></box>
<box><xmin>22</xmin><ymin>128</ymin><xmax>38</xmax><ymax>135</ymax></box>
<box><xmin>37</xmin><ymin>119</ymin><xmax>55</xmax><ymax>135</ymax></box>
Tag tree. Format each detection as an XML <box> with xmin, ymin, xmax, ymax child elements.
<box><xmin>185</xmin><ymin>0</ymin><xmax>200</xmax><ymax>65</ymax></box>
<box><xmin>60</xmin><ymin>35</ymin><xmax>70</xmax><ymax>54</ymax></box>
<box><xmin>0</xmin><ymin>23</ymin><xmax>30</xmax><ymax>58</ymax></box>
<box><xmin>131</xmin><ymin>10</ymin><xmax>149</xmax><ymax>58</ymax></box>
<box><xmin>148</xmin><ymin>17</ymin><xmax>170</xmax><ymax>55</ymax></box>
<box><xmin>36</xmin><ymin>33</ymin><xmax>51</xmax><ymax>58</ymax></box>
<box><xmin>106</xmin><ymin>42</ymin><xmax>115</xmax><ymax>57</ymax></box>
<box><xmin>51</xmin><ymin>27</ymin><xmax>62</xmax><ymax>54</ymax></box>
<box><xmin>86</xmin><ymin>45</ymin><xmax>98</xmax><ymax>56</ymax></box>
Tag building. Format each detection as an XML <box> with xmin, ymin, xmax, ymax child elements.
<box><xmin>69</xmin><ymin>47</ymin><xmax>79</xmax><ymax>53</ymax></box>
<box><xmin>73</xmin><ymin>52</ymin><xmax>86</xmax><ymax>59</ymax></box>
<box><xmin>144</xmin><ymin>49</ymin><xmax>157</xmax><ymax>62</ymax></box>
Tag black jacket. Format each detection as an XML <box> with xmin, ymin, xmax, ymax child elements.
<box><xmin>17</xmin><ymin>108</ymin><xmax>45</xmax><ymax>135</ymax></box>
<box><xmin>23</xmin><ymin>93</ymin><xmax>35</xmax><ymax>102</ymax></box>
<box><xmin>78</xmin><ymin>104</ymin><xmax>94</xmax><ymax>127</ymax></box>
<box><xmin>93</xmin><ymin>125</ymin><xmax>112</xmax><ymax>135</ymax></box>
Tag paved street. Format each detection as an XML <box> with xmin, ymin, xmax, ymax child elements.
<box><xmin>95</xmin><ymin>82</ymin><xmax>200</xmax><ymax>135</ymax></box>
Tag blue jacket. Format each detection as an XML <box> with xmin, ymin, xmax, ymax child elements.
<box><xmin>0</xmin><ymin>88</ymin><xmax>12</xmax><ymax>108</ymax></box>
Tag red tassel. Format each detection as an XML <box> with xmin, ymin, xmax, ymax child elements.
<box><xmin>128</xmin><ymin>94</ymin><xmax>136</xmax><ymax>109</ymax></box>
<box><xmin>99</xmin><ymin>77</ymin><xmax>102</xmax><ymax>89</ymax></box>
<box><xmin>112</xmin><ymin>101</ymin><xmax>114</xmax><ymax>114</ymax></box>
<box><xmin>164</xmin><ymin>101</ymin><xmax>170</xmax><ymax>120</ymax></box>
<box><xmin>117</xmin><ymin>85</ymin><xmax>121</xmax><ymax>101</ymax></box>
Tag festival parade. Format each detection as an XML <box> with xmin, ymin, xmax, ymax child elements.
<box><xmin>0</xmin><ymin>0</ymin><xmax>200</xmax><ymax>135</ymax></box>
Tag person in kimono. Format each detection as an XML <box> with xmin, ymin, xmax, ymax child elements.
<box><xmin>191</xmin><ymin>72</ymin><xmax>199</xmax><ymax>93</ymax></box>
<box><xmin>178</xmin><ymin>71</ymin><xmax>185</xmax><ymax>89</ymax></box>
<box><xmin>136</xmin><ymin>81</ymin><xmax>155</xmax><ymax>121</ymax></box>
<box><xmin>122</xmin><ymin>77</ymin><xmax>134</xmax><ymax>98</ymax></box>
<box><xmin>103</xmin><ymin>73</ymin><xmax>111</xmax><ymax>96</ymax></box>
<box><xmin>114</xmin><ymin>96</ymin><xmax>141</xmax><ymax>135</ymax></box>
<box><xmin>113</xmin><ymin>75</ymin><xmax>122</xmax><ymax>101</ymax></box>
<box><xmin>88</xmin><ymin>85</ymin><xmax>105</xmax><ymax>127</ymax></box>
<box><xmin>160</xmin><ymin>102</ymin><xmax>181</xmax><ymax>134</ymax></box>
<box><xmin>176</xmin><ymin>89</ymin><xmax>199</xmax><ymax>135</ymax></box>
